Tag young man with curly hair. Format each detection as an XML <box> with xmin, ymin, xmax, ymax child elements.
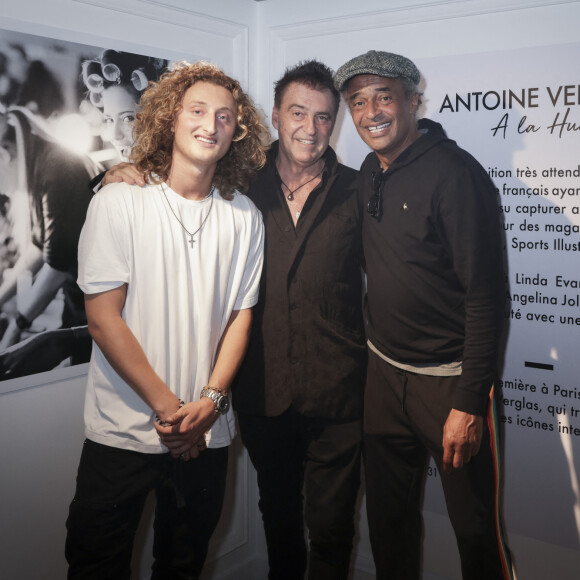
<box><xmin>65</xmin><ymin>61</ymin><xmax>268</xmax><ymax>580</ymax></box>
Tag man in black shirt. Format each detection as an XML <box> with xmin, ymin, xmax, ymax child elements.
<box><xmin>335</xmin><ymin>50</ymin><xmax>513</xmax><ymax>580</ymax></box>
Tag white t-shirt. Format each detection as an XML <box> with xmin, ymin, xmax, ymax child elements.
<box><xmin>77</xmin><ymin>182</ymin><xmax>264</xmax><ymax>453</ymax></box>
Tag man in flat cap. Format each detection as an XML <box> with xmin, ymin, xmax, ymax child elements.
<box><xmin>335</xmin><ymin>50</ymin><xmax>513</xmax><ymax>579</ymax></box>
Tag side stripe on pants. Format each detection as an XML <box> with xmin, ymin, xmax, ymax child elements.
<box><xmin>488</xmin><ymin>386</ymin><xmax>516</xmax><ymax>580</ymax></box>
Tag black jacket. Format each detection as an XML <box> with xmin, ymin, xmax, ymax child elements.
<box><xmin>360</xmin><ymin>119</ymin><xmax>504</xmax><ymax>416</ymax></box>
<box><xmin>233</xmin><ymin>142</ymin><xmax>366</xmax><ymax>419</ymax></box>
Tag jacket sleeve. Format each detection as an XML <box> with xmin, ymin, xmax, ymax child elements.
<box><xmin>436</xmin><ymin>153</ymin><xmax>505</xmax><ymax>416</ymax></box>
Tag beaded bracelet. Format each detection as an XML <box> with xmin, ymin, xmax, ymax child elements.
<box><xmin>156</xmin><ymin>399</ymin><xmax>185</xmax><ymax>426</ymax></box>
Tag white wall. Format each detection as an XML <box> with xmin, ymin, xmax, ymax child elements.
<box><xmin>1</xmin><ymin>0</ymin><xmax>258</xmax><ymax>90</ymax></box>
<box><xmin>0</xmin><ymin>369</ymin><xmax>87</xmax><ymax>578</ymax></box>
<box><xmin>1</xmin><ymin>1</ymin><xmax>580</xmax><ymax>579</ymax></box>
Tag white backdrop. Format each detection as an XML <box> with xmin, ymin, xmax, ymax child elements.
<box><xmin>425</xmin><ymin>42</ymin><xmax>580</xmax><ymax>551</ymax></box>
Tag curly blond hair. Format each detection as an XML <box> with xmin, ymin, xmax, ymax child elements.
<box><xmin>130</xmin><ymin>61</ymin><xmax>269</xmax><ymax>199</ymax></box>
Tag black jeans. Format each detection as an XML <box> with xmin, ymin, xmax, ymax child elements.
<box><xmin>364</xmin><ymin>350</ymin><xmax>513</xmax><ymax>580</ymax></box>
<box><xmin>238</xmin><ymin>408</ymin><xmax>362</xmax><ymax>580</ymax></box>
<box><xmin>65</xmin><ymin>439</ymin><xmax>228</xmax><ymax>580</ymax></box>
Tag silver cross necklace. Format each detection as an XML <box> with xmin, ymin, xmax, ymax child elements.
<box><xmin>161</xmin><ymin>182</ymin><xmax>214</xmax><ymax>248</ymax></box>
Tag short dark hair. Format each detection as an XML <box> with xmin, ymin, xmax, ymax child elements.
<box><xmin>274</xmin><ymin>60</ymin><xmax>340</xmax><ymax>116</ymax></box>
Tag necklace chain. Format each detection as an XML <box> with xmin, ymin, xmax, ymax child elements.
<box><xmin>161</xmin><ymin>183</ymin><xmax>214</xmax><ymax>248</ymax></box>
<box><xmin>278</xmin><ymin>164</ymin><xmax>324</xmax><ymax>201</ymax></box>
<box><xmin>286</xmin><ymin>195</ymin><xmax>304</xmax><ymax>221</ymax></box>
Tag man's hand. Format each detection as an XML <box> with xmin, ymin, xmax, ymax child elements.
<box><xmin>103</xmin><ymin>162</ymin><xmax>146</xmax><ymax>187</ymax></box>
<box><xmin>442</xmin><ymin>408</ymin><xmax>483</xmax><ymax>474</ymax></box>
<box><xmin>154</xmin><ymin>398</ymin><xmax>218</xmax><ymax>459</ymax></box>
<box><xmin>175</xmin><ymin>439</ymin><xmax>208</xmax><ymax>461</ymax></box>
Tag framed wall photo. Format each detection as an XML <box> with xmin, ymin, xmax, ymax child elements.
<box><xmin>0</xmin><ymin>29</ymin><xmax>169</xmax><ymax>389</ymax></box>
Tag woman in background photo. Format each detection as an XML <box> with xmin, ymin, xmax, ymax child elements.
<box><xmin>81</xmin><ymin>49</ymin><xmax>168</xmax><ymax>163</ymax></box>
<box><xmin>0</xmin><ymin>50</ymin><xmax>168</xmax><ymax>379</ymax></box>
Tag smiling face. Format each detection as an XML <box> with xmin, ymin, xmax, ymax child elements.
<box><xmin>101</xmin><ymin>85</ymin><xmax>139</xmax><ymax>160</ymax></box>
<box><xmin>171</xmin><ymin>81</ymin><xmax>237</xmax><ymax>174</ymax></box>
<box><xmin>272</xmin><ymin>82</ymin><xmax>335</xmax><ymax>171</ymax></box>
<box><xmin>346</xmin><ymin>74</ymin><xmax>420</xmax><ymax>169</ymax></box>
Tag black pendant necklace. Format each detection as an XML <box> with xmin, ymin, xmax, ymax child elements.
<box><xmin>278</xmin><ymin>166</ymin><xmax>324</xmax><ymax>201</ymax></box>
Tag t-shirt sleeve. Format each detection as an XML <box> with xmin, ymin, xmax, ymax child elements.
<box><xmin>233</xmin><ymin>203</ymin><xmax>264</xmax><ymax>311</ymax></box>
<box><xmin>77</xmin><ymin>185</ymin><xmax>132</xmax><ymax>295</ymax></box>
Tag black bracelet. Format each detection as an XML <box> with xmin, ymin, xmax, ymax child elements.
<box><xmin>15</xmin><ymin>312</ymin><xmax>32</xmax><ymax>330</ymax></box>
<box><xmin>156</xmin><ymin>399</ymin><xmax>185</xmax><ymax>427</ymax></box>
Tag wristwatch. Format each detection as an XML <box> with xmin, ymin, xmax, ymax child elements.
<box><xmin>200</xmin><ymin>387</ymin><xmax>230</xmax><ymax>414</ymax></box>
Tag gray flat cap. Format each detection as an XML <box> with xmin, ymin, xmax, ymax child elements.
<box><xmin>334</xmin><ymin>50</ymin><xmax>421</xmax><ymax>92</ymax></box>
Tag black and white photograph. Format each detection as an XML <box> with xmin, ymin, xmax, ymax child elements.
<box><xmin>0</xmin><ymin>29</ymin><xmax>168</xmax><ymax>382</ymax></box>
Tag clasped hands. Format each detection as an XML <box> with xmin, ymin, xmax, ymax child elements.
<box><xmin>155</xmin><ymin>398</ymin><xmax>217</xmax><ymax>461</ymax></box>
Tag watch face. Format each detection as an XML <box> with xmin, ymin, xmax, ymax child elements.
<box><xmin>217</xmin><ymin>396</ymin><xmax>230</xmax><ymax>413</ymax></box>
<box><xmin>201</xmin><ymin>388</ymin><xmax>230</xmax><ymax>414</ymax></box>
